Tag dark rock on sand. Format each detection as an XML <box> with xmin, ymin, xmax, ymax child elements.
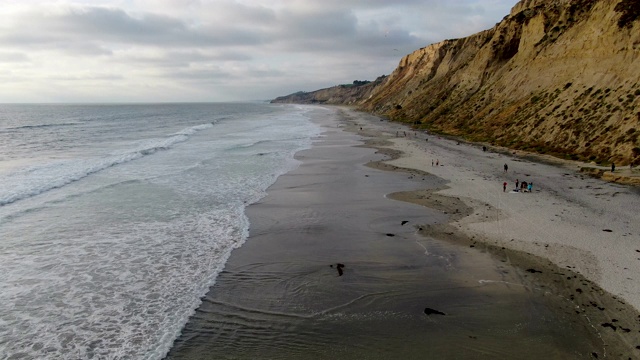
<box><xmin>424</xmin><ymin>308</ymin><xmax>446</xmax><ymax>316</ymax></box>
<box><xmin>386</xmin><ymin>233</ymin><xmax>395</xmax><ymax>237</ymax></box>
<box><xmin>603</xmin><ymin>229</ymin><xmax>613</xmax><ymax>232</ymax></box>
<box><xmin>401</xmin><ymin>220</ymin><xmax>409</xmax><ymax>225</ymax></box>
<box><xmin>336</xmin><ymin>263</ymin><xmax>345</xmax><ymax>276</ymax></box>
<box><xmin>526</xmin><ymin>268</ymin><xmax>543</xmax><ymax>273</ymax></box>
<box><xmin>601</xmin><ymin>323</ymin><xmax>617</xmax><ymax>331</ymax></box>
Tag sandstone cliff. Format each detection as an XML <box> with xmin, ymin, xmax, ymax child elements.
<box><xmin>271</xmin><ymin>77</ymin><xmax>387</xmax><ymax>105</ymax></box>
<box><xmin>274</xmin><ymin>0</ymin><xmax>640</xmax><ymax>165</ymax></box>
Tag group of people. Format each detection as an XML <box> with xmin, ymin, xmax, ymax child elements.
<box><xmin>502</xmin><ymin>164</ymin><xmax>534</xmax><ymax>193</ymax></box>
<box><xmin>502</xmin><ymin>178</ymin><xmax>533</xmax><ymax>193</ymax></box>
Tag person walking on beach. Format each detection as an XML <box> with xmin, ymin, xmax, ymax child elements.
<box><xmin>503</xmin><ymin>182</ymin><xmax>507</xmax><ymax>192</ymax></box>
<box><xmin>504</xmin><ymin>163</ymin><xmax>508</xmax><ymax>172</ymax></box>
<box><xmin>515</xmin><ymin>179</ymin><xmax>519</xmax><ymax>189</ymax></box>
<box><xmin>436</xmin><ymin>159</ymin><xmax>439</xmax><ymax>166</ymax></box>
<box><xmin>611</xmin><ymin>163</ymin><xmax>615</xmax><ymax>172</ymax></box>
<box><xmin>527</xmin><ymin>182</ymin><xmax>533</xmax><ymax>193</ymax></box>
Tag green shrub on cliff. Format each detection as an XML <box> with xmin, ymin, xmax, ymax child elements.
<box><xmin>615</xmin><ymin>0</ymin><xmax>640</xmax><ymax>28</ymax></box>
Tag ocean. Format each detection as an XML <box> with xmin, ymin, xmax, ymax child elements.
<box><xmin>0</xmin><ymin>103</ymin><xmax>322</xmax><ymax>359</ymax></box>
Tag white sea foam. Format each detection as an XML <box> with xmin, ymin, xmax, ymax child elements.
<box><xmin>0</xmin><ymin>207</ymin><xmax>249</xmax><ymax>359</ymax></box>
<box><xmin>0</xmin><ymin>103</ymin><xmax>323</xmax><ymax>359</ymax></box>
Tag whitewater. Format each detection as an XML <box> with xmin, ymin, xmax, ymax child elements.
<box><xmin>0</xmin><ymin>103</ymin><xmax>322</xmax><ymax>359</ymax></box>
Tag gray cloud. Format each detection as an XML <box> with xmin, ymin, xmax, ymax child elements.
<box><xmin>46</xmin><ymin>74</ymin><xmax>125</xmax><ymax>81</ymax></box>
<box><xmin>0</xmin><ymin>52</ymin><xmax>29</xmax><ymax>63</ymax></box>
<box><xmin>277</xmin><ymin>8</ymin><xmax>358</xmax><ymax>39</ymax></box>
<box><xmin>0</xmin><ymin>0</ymin><xmax>516</xmax><ymax>102</ymax></box>
<box><xmin>159</xmin><ymin>68</ymin><xmax>233</xmax><ymax>82</ymax></box>
<box><xmin>124</xmin><ymin>50</ymin><xmax>252</xmax><ymax>68</ymax></box>
<box><xmin>0</xmin><ymin>6</ymin><xmax>265</xmax><ymax>50</ymax></box>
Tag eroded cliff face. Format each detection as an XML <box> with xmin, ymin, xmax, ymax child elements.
<box><xmin>359</xmin><ymin>0</ymin><xmax>640</xmax><ymax>165</ymax></box>
<box><xmin>271</xmin><ymin>76</ymin><xmax>388</xmax><ymax>105</ymax></box>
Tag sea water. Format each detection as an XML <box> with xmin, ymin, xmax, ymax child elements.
<box><xmin>0</xmin><ymin>103</ymin><xmax>322</xmax><ymax>359</ymax></box>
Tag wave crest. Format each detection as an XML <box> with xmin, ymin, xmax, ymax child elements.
<box><xmin>0</xmin><ymin>123</ymin><xmax>215</xmax><ymax>207</ymax></box>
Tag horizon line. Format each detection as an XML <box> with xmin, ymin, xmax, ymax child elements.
<box><xmin>0</xmin><ymin>100</ymin><xmax>275</xmax><ymax>106</ymax></box>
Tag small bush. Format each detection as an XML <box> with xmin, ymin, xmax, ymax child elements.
<box><xmin>614</xmin><ymin>0</ymin><xmax>640</xmax><ymax>28</ymax></box>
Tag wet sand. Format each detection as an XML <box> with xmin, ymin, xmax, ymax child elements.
<box><xmin>166</xmin><ymin>106</ymin><xmax>640</xmax><ymax>359</ymax></box>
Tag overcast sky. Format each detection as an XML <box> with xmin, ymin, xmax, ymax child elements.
<box><xmin>0</xmin><ymin>0</ymin><xmax>515</xmax><ymax>103</ymax></box>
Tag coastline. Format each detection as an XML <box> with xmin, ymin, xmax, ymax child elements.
<box><xmin>166</xmin><ymin>105</ymin><xmax>639</xmax><ymax>359</ymax></box>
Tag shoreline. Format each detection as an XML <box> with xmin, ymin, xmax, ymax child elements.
<box><xmin>166</xmin><ymin>105</ymin><xmax>640</xmax><ymax>359</ymax></box>
<box><xmin>338</xmin><ymin>106</ymin><xmax>640</xmax><ymax>356</ymax></box>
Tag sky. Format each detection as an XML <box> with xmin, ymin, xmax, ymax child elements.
<box><xmin>0</xmin><ymin>0</ymin><xmax>516</xmax><ymax>103</ymax></box>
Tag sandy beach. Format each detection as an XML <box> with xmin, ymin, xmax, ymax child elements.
<box><xmin>166</xmin><ymin>106</ymin><xmax>640</xmax><ymax>359</ymax></box>
<box><xmin>352</xmin><ymin>107</ymin><xmax>640</xmax><ymax>302</ymax></box>
<box><xmin>344</xmin><ymin>107</ymin><xmax>640</xmax><ymax>355</ymax></box>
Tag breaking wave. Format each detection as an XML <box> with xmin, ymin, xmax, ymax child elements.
<box><xmin>0</xmin><ymin>123</ymin><xmax>214</xmax><ymax>207</ymax></box>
